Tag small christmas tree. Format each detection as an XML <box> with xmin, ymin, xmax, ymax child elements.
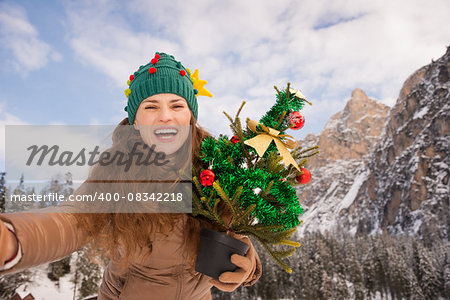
<box><xmin>192</xmin><ymin>83</ymin><xmax>319</xmax><ymax>273</ymax></box>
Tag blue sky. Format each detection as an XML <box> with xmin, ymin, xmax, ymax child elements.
<box><xmin>1</xmin><ymin>0</ymin><xmax>449</xmax><ymax>170</ymax></box>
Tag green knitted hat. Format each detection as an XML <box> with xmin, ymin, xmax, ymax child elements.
<box><xmin>124</xmin><ymin>52</ymin><xmax>211</xmax><ymax>125</ymax></box>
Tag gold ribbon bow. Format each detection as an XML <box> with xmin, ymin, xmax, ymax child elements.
<box><xmin>244</xmin><ymin>119</ymin><xmax>300</xmax><ymax>171</ymax></box>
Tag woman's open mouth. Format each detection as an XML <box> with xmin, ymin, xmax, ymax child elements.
<box><xmin>154</xmin><ymin>127</ymin><xmax>178</xmax><ymax>142</ymax></box>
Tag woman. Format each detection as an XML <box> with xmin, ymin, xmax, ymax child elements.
<box><xmin>0</xmin><ymin>52</ymin><xmax>262</xmax><ymax>299</ymax></box>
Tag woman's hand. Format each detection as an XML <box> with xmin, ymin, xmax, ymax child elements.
<box><xmin>0</xmin><ymin>220</ymin><xmax>19</xmax><ymax>266</ymax></box>
<box><xmin>208</xmin><ymin>233</ymin><xmax>259</xmax><ymax>292</ymax></box>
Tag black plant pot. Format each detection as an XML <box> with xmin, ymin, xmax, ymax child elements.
<box><xmin>195</xmin><ymin>228</ymin><xmax>250</xmax><ymax>280</ymax></box>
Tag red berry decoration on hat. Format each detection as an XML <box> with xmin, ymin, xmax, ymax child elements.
<box><xmin>231</xmin><ymin>135</ymin><xmax>240</xmax><ymax>144</ymax></box>
<box><xmin>200</xmin><ymin>169</ymin><xmax>215</xmax><ymax>187</ymax></box>
<box><xmin>296</xmin><ymin>168</ymin><xmax>311</xmax><ymax>184</ymax></box>
<box><xmin>287</xmin><ymin>111</ymin><xmax>305</xmax><ymax>130</ymax></box>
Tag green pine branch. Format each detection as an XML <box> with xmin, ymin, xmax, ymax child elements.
<box><xmin>212</xmin><ymin>181</ymin><xmax>236</xmax><ymax>218</ymax></box>
<box><xmin>231</xmin><ymin>203</ymin><xmax>256</xmax><ymax>227</ymax></box>
<box><xmin>251</xmin><ymin>233</ymin><xmax>296</xmax><ymax>274</ymax></box>
<box><xmin>231</xmin><ymin>185</ymin><xmax>243</xmax><ymax>207</ymax></box>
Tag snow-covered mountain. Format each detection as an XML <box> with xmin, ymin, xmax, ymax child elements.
<box><xmin>297</xmin><ymin>47</ymin><xmax>450</xmax><ymax>241</ymax></box>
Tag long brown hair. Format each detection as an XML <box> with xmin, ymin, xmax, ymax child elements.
<box><xmin>73</xmin><ymin>113</ymin><xmax>214</xmax><ymax>275</ymax></box>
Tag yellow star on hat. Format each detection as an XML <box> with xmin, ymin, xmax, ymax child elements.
<box><xmin>188</xmin><ymin>69</ymin><xmax>213</xmax><ymax>98</ymax></box>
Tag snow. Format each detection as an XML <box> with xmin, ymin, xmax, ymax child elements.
<box><xmin>349</xmin><ymin>226</ymin><xmax>357</xmax><ymax>236</ymax></box>
<box><xmin>413</xmin><ymin>106</ymin><xmax>429</xmax><ymax>119</ymax></box>
<box><xmin>339</xmin><ymin>170</ymin><xmax>368</xmax><ymax>211</ymax></box>
<box><xmin>323</xmin><ymin>118</ymin><xmax>341</xmax><ymax>131</ymax></box>
<box><xmin>372</xmin><ymin>291</ymin><xmax>393</xmax><ymax>300</ymax></box>
<box><xmin>435</xmin><ymin>161</ymin><xmax>449</xmax><ymax>170</ymax></box>
<box><xmin>15</xmin><ymin>264</ymin><xmax>77</xmax><ymax>300</ymax></box>
<box><xmin>324</xmin><ymin>181</ymin><xmax>338</xmax><ymax>198</ymax></box>
<box><xmin>297</xmin><ymin>159</ymin><xmax>367</xmax><ymax>235</ymax></box>
<box><xmin>411</xmin><ymin>218</ymin><xmax>423</xmax><ymax>235</ymax></box>
<box><xmin>252</xmin><ymin>187</ymin><xmax>262</xmax><ymax>194</ymax></box>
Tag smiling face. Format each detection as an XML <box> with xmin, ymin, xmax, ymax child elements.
<box><xmin>133</xmin><ymin>93</ymin><xmax>191</xmax><ymax>155</ymax></box>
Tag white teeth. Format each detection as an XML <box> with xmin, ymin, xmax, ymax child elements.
<box><xmin>155</xmin><ymin>128</ymin><xmax>178</xmax><ymax>135</ymax></box>
<box><xmin>159</xmin><ymin>135</ymin><xmax>173</xmax><ymax>139</ymax></box>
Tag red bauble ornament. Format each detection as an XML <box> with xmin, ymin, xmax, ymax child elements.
<box><xmin>180</xmin><ymin>70</ymin><xmax>186</xmax><ymax>76</ymax></box>
<box><xmin>287</xmin><ymin>111</ymin><xmax>305</xmax><ymax>130</ymax></box>
<box><xmin>151</xmin><ymin>58</ymin><xmax>158</xmax><ymax>65</ymax></box>
<box><xmin>296</xmin><ymin>168</ymin><xmax>311</xmax><ymax>184</ymax></box>
<box><xmin>129</xmin><ymin>74</ymin><xmax>134</xmax><ymax>81</ymax></box>
<box><xmin>231</xmin><ymin>135</ymin><xmax>240</xmax><ymax>144</ymax></box>
<box><xmin>154</xmin><ymin>53</ymin><xmax>161</xmax><ymax>59</ymax></box>
<box><xmin>200</xmin><ymin>169</ymin><xmax>215</xmax><ymax>186</ymax></box>
<box><xmin>149</xmin><ymin>67</ymin><xmax>157</xmax><ymax>74</ymax></box>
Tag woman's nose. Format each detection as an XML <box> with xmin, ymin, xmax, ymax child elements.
<box><xmin>158</xmin><ymin>107</ymin><xmax>173</xmax><ymax>122</ymax></box>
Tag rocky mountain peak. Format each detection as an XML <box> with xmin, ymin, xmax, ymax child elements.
<box><xmin>297</xmin><ymin>47</ymin><xmax>449</xmax><ymax>240</ymax></box>
<box><xmin>351</xmin><ymin>88</ymin><xmax>369</xmax><ymax>101</ymax></box>
<box><xmin>356</xmin><ymin>47</ymin><xmax>450</xmax><ymax>237</ymax></box>
<box><xmin>303</xmin><ymin>88</ymin><xmax>389</xmax><ymax>169</ymax></box>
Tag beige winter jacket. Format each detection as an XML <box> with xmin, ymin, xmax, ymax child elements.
<box><xmin>0</xmin><ymin>210</ymin><xmax>262</xmax><ymax>299</ymax></box>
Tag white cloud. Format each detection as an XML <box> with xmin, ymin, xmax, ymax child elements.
<box><xmin>65</xmin><ymin>0</ymin><xmax>178</xmax><ymax>87</ymax></box>
<box><xmin>0</xmin><ymin>2</ymin><xmax>62</xmax><ymax>75</ymax></box>
<box><xmin>0</xmin><ymin>102</ymin><xmax>29</xmax><ymax>171</ymax></box>
<box><xmin>64</xmin><ymin>0</ymin><xmax>450</xmax><ymax>138</ymax></box>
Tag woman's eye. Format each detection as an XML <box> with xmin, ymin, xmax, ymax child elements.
<box><xmin>145</xmin><ymin>106</ymin><xmax>157</xmax><ymax>110</ymax></box>
<box><xmin>173</xmin><ymin>105</ymin><xmax>184</xmax><ymax>109</ymax></box>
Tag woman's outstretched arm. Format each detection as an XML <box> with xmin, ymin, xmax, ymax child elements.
<box><xmin>0</xmin><ymin>209</ymin><xmax>91</xmax><ymax>275</ymax></box>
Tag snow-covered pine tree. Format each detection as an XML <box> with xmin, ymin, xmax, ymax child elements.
<box><xmin>214</xmin><ymin>220</ymin><xmax>446</xmax><ymax>299</ymax></box>
<box><xmin>360</xmin><ymin>236</ymin><xmax>376</xmax><ymax>298</ymax></box>
<box><xmin>71</xmin><ymin>246</ymin><xmax>102</xmax><ymax>300</ymax></box>
<box><xmin>317</xmin><ymin>233</ymin><xmax>332</xmax><ymax>275</ymax></box>
<box><xmin>47</xmin><ymin>255</ymin><xmax>71</xmax><ymax>284</ymax></box>
<box><xmin>386</xmin><ymin>240</ymin><xmax>412</xmax><ymax>299</ymax></box>
<box><xmin>373</xmin><ymin>234</ymin><xmax>390</xmax><ymax>298</ymax></box>
<box><xmin>39</xmin><ymin>172</ymin><xmax>74</xmax><ymax>209</ymax></box>
<box><xmin>444</xmin><ymin>255</ymin><xmax>450</xmax><ymax>299</ymax></box>
<box><xmin>431</xmin><ymin>238</ymin><xmax>450</xmax><ymax>298</ymax></box>
<box><xmin>413</xmin><ymin>239</ymin><xmax>440</xmax><ymax>299</ymax></box>
<box><xmin>344</xmin><ymin>235</ymin><xmax>364</xmax><ymax>300</ymax></box>
<box><xmin>0</xmin><ymin>269</ymin><xmax>32</xmax><ymax>299</ymax></box>
<box><xmin>297</xmin><ymin>240</ymin><xmax>311</xmax><ymax>299</ymax></box>
<box><xmin>319</xmin><ymin>269</ymin><xmax>334</xmax><ymax>299</ymax></box>
<box><xmin>0</xmin><ymin>173</ymin><xmax>34</xmax><ymax>297</ymax></box>
<box><xmin>0</xmin><ymin>172</ymin><xmax>6</xmax><ymax>212</ymax></box>
<box><xmin>9</xmin><ymin>174</ymin><xmax>35</xmax><ymax>212</ymax></box>
<box><xmin>334</xmin><ymin>272</ymin><xmax>350</xmax><ymax>300</ymax></box>
<box><xmin>332</xmin><ymin>236</ymin><xmax>347</xmax><ymax>281</ymax></box>
<box><xmin>43</xmin><ymin>174</ymin><xmax>75</xmax><ymax>285</ymax></box>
